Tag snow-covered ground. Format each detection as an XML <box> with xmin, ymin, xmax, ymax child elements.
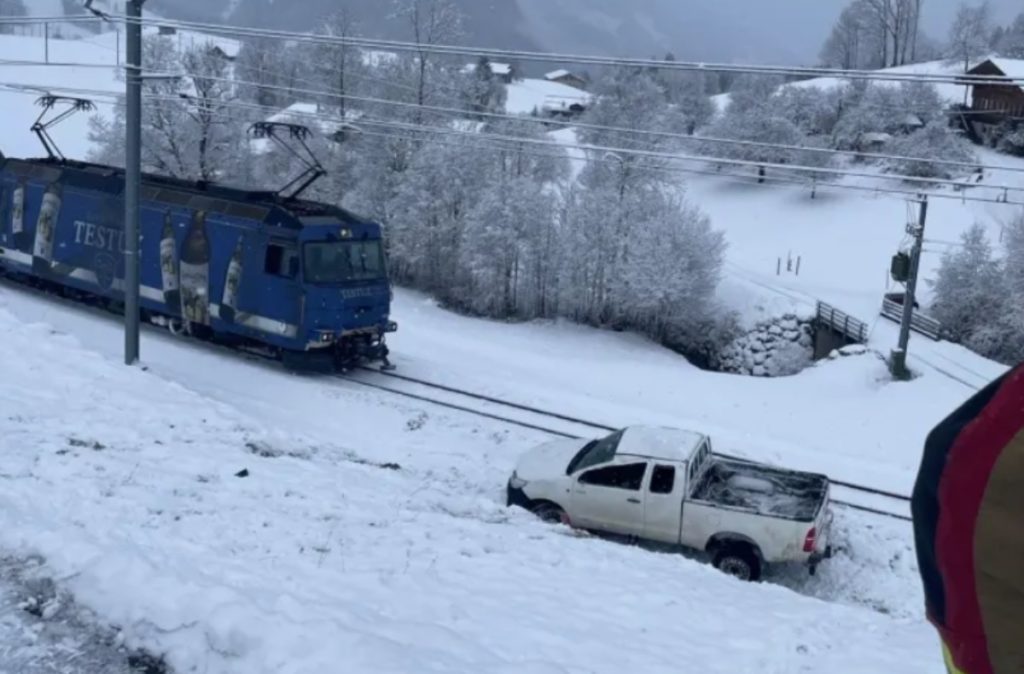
<box><xmin>0</xmin><ymin>292</ymin><xmax>947</xmax><ymax>673</ymax></box>
<box><xmin>505</xmin><ymin>77</ymin><xmax>591</xmax><ymax>116</ymax></box>
<box><xmin>711</xmin><ymin>57</ymin><xmax>981</xmax><ymax>115</ymax></box>
<box><xmin>0</xmin><ymin>558</ymin><xmax>141</xmax><ymax>673</ymax></box>
<box><xmin>0</xmin><ymin>32</ymin><xmax>121</xmax><ymax>160</ymax></box>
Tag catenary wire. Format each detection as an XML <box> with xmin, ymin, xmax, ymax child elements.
<box><xmin>26</xmin><ymin>60</ymin><xmax>1021</xmax><ymax>198</ymax></box>
<box><xmin>3</xmin><ymin>13</ymin><xmax>1023</xmax><ymax>86</ymax></box>
<box><xmin>3</xmin><ymin>80</ymin><xmax>1023</xmax><ymax>207</ymax></box>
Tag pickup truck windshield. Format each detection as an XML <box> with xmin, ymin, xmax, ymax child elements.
<box><xmin>566</xmin><ymin>429</ymin><xmax>624</xmax><ymax>475</ymax></box>
<box><xmin>304</xmin><ymin>240</ymin><xmax>385</xmax><ymax>284</ymax></box>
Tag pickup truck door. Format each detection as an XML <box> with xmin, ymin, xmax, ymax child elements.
<box><xmin>569</xmin><ymin>461</ymin><xmax>649</xmax><ymax>535</ymax></box>
<box><xmin>642</xmin><ymin>463</ymin><xmax>685</xmax><ymax>544</ymax></box>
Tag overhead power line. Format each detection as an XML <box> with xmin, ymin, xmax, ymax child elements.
<box><xmin>7</xmin><ymin>53</ymin><xmax>1024</xmax><ymax>179</ymax></box>
<box><xmin>8</xmin><ymin>10</ymin><xmax>1017</xmax><ymax>86</ymax></box>
<box><xmin>3</xmin><ymin>81</ymin><xmax>1023</xmax><ymax>208</ymax></box>
<box><xmin>93</xmin><ymin>68</ymin><xmax>1021</xmax><ymax>197</ymax></box>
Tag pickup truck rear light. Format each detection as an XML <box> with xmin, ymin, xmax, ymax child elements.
<box><xmin>803</xmin><ymin>527</ymin><xmax>817</xmax><ymax>553</ymax></box>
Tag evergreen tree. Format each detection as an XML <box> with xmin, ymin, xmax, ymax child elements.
<box><xmin>930</xmin><ymin>223</ymin><xmax>1006</xmax><ymax>342</ymax></box>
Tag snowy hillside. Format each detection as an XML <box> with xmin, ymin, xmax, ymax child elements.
<box><xmin>0</xmin><ymin>32</ymin><xmax>121</xmax><ymax>160</ymax></box>
<box><xmin>0</xmin><ymin>280</ymin><xmax>949</xmax><ymax>674</ymax></box>
<box><xmin>711</xmin><ymin>58</ymin><xmax>978</xmax><ymax>117</ymax></box>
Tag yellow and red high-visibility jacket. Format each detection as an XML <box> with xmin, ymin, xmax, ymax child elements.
<box><xmin>912</xmin><ymin>362</ymin><xmax>1024</xmax><ymax>674</ymax></box>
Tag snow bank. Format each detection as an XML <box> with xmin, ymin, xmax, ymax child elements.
<box><xmin>0</xmin><ymin>302</ymin><xmax>945</xmax><ymax>673</ymax></box>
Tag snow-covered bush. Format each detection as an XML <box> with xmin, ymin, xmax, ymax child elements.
<box><xmin>997</xmin><ymin>124</ymin><xmax>1024</xmax><ymax>157</ymax></box>
<box><xmin>772</xmin><ymin>86</ymin><xmax>845</xmax><ymax>137</ymax></box>
<box><xmin>831</xmin><ymin>82</ymin><xmax>947</xmax><ymax>152</ymax></box>
<box><xmin>704</xmin><ymin>105</ymin><xmax>807</xmax><ymax>165</ymax></box>
<box><xmin>885</xmin><ymin>121</ymin><xmax>978</xmax><ymax>180</ymax></box>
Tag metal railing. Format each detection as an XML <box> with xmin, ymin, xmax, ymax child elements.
<box><xmin>880</xmin><ymin>295</ymin><xmax>943</xmax><ymax>341</ymax></box>
<box><xmin>816</xmin><ymin>301</ymin><xmax>870</xmax><ymax>344</ymax></box>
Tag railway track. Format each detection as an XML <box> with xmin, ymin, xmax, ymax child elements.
<box><xmin>341</xmin><ymin>368</ymin><xmax>915</xmax><ymax>523</ymax></box>
<box><xmin>0</xmin><ymin>273</ymin><xmax>916</xmax><ymax>523</ymax></box>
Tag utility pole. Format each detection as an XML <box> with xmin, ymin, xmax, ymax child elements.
<box><xmin>124</xmin><ymin>0</ymin><xmax>144</xmax><ymax>365</ymax></box>
<box><xmin>890</xmin><ymin>196</ymin><xmax>928</xmax><ymax>380</ymax></box>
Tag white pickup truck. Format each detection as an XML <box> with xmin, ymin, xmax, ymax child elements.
<box><xmin>506</xmin><ymin>425</ymin><xmax>833</xmax><ymax>581</ymax></box>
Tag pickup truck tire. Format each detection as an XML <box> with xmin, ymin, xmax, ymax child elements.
<box><xmin>712</xmin><ymin>545</ymin><xmax>762</xmax><ymax>582</ymax></box>
<box><xmin>530</xmin><ymin>501</ymin><xmax>570</xmax><ymax>526</ymax></box>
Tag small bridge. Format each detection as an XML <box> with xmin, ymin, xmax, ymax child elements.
<box><xmin>813</xmin><ymin>301</ymin><xmax>870</xmax><ymax>359</ymax></box>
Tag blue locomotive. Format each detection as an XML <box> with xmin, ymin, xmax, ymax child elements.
<box><xmin>0</xmin><ymin>105</ymin><xmax>396</xmax><ymax>371</ymax></box>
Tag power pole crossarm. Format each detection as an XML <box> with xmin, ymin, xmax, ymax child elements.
<box><xmin>890</xmin><ymin>196</ymin><xmax>928</xmax><ymax>380</ymax></box>
<box><xmin>123</xmin><ymin>0</ymin><xmax>144</xmax><ymax>366</ymax></box>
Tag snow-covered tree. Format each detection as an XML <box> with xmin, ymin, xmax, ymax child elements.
<box><xmin>656</xmin><ymin>55</ymin><xmax>715</xmax><ymax>133</ymax></box>
<box><xmin>0</xmin><ymin>0</ymin><xmax>25</xmax><ymax>34</ymax></box>
<box><xmin>89</xmin><ymin>36</ymin><xmax>247</xmax><ymax>183</ymax></box>
<box><xmin>820</xmin><ymin>1</ymin><xmax>880</xmax><ymax>69</ymax></box>
<box><xmin>386</xmin><ymin>135</ymin><xmax>491</xmax><ymax>292</ymax></box>
<box><xmin>886</xmin><ymin>120</ymin><xmax>978</xmax><ymax>179</ymax></box>
<box><xmin>235</xmin><ymin>36</ymin><xmax>291</xmax><ymax>109</ymax></box>
<box><xmin>929</xmin><ymin>214</ymin><xmax>1024</xmax><ymax>365</ymax></box>
<box><xmin>772</xmin><ymin>86</ymin><xmax>846</xmax><ymax>136</ymax></box>
<box><xmin>947</xmin><ymin>1</ymin><xmax>994</xmax><ymax>72</ymax></box>
<box><xmin>930</xmin><ymin>223</ymin><xmax>1006</xmax><ymax>341</ymax></box>
<box><xmin>462</xmin><ymin>56</ymin><xmax>508</xmax><ymax>117</ymax></box>
<box><xmin>704</xmin><ymin>100</ymin><xmax>807</xmax><ymax>169</ymax></box>
<box><xmin>725</xmin><ymin>73</ymin><xmax>786</xmax><ymax>115</ymax></box>
<box><xmin>995</xmin><ymin>12</ymin><xmax>1024</xmax><ymax>57</ymax></box>
<box><xmin>459</xmin><ymin>176</ymin><xmax>559</xmax><ymax>316</ymax></box>
<box><xmin>315</xmin><ymin>7</ymin><xmax>367</xmax><ymax>120</ymax></box>
<box><xmin>1004</xmin><ymin>209</ymin><xmax>1024</xmax><ymax>298</ymax></box>
<box><xmin>618</xmin><ymin>188</ymin><xmax>726</xmax><ymax>338</ymax></box>
<box><xmin>867</xmin><ymin>0</ymin><xmax>926</xmax><ymax>66</ymax></box>
<box><xmin>392</xmin><ymin>0</ymin><xmax>464</xmax><ymax>116</ymax></box>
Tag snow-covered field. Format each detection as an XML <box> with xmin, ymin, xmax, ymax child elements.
<box><xmin>0</xmin><ymin>29</ymin><xmax>1015</xmax><ymax>673</ymax></box>
<box><xmin>0</xmin><ymin>32</ymin><xmax>121</xmax><ymax>160</ymax></box>
<box><xmin>0</xmin><ymin>291</ymin><xmax>946</xmax><ymax>673</ymax></box>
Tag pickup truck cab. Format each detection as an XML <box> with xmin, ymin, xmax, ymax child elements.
<box><xmin>507</xmin><ymin>425</ymin><xmax>833</xmax><ymax>581</ymax></box>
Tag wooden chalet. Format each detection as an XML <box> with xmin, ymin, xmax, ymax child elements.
<box><xmin>958</xmin><ymin>58</ymin><xmax>1024</xmax><ymax>141</ymax></box>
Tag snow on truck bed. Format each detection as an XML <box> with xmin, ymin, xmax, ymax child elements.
<box><xmin>693</xmin><ymin>460</ymin><xmax>828</xmax><ymax>521</ymax></box>
<box><xmin>0</xmin><ymin>302</ymin><xmax>945</xmax><ymax>672</ymax></box>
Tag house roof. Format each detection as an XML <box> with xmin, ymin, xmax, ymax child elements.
<box><xmin>963</xmin><ymin>57</ymin><xmax>1024</xmax><ymax>91</ymax></box>
<box><xmin>461</xmin><ymin>61</ymin><xmax>512</xmax><ymax>76</ymax></box>
<box><xmin>545</xmin><ymin>69</ymin><xmax>572</xmax><ymax>80</ymax></box>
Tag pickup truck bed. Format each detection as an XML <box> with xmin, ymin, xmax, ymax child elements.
<box><xmin>691</xmin><ymin>459</ymin><xmax>828</xmax><ymax>521</ymax></box>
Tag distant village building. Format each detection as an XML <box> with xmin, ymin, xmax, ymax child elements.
<box><xmin>544</xmin><ymin>69</ymin><xmax>588</xmax><ymax>91</ymax></box>
<box><xmin>461</xmin><ymin>60</ymin><xmax>515</xmax><ymax>84</ymax></box>
<box><xmin>958</xmin><ymin>58</ymin><xmax>1024</xmax><ymax>143</ymax></box>
<box><xmin>148</xmin><ymin>25</ymin><xmax>241</xmax><ymax>62</ymax></box>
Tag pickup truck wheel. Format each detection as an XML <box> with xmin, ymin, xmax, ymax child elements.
<box><xmin>713</xmin><ymin>547</ymin><xmax>762</xmax><ymax>582</ymax></box>
<box><xmin>531</xmin><ymin>502</ymin><xmax>569</xmax><ymax>526</ymax></box>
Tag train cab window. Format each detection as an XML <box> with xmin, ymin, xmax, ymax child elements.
<box><xmin>265</xmin><ymin>243</ymin><xmax>299</xmax><ymax>279</ymax></box>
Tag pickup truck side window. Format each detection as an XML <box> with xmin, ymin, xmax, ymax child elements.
<box><xmin>579</xmin><ymin>463</ymin><xmax>646</xmax><ymax>491</ymax></box>
<box><xmin>650</xmin><ymin>465</ymin><xmax>675</xmax><ymax>494</ymax></box>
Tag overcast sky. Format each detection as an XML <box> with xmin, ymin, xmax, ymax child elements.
<box><xmin>732</xmin><ymin>0</ymin><xmax>1023</xmax><ymax>63</ymax></box>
